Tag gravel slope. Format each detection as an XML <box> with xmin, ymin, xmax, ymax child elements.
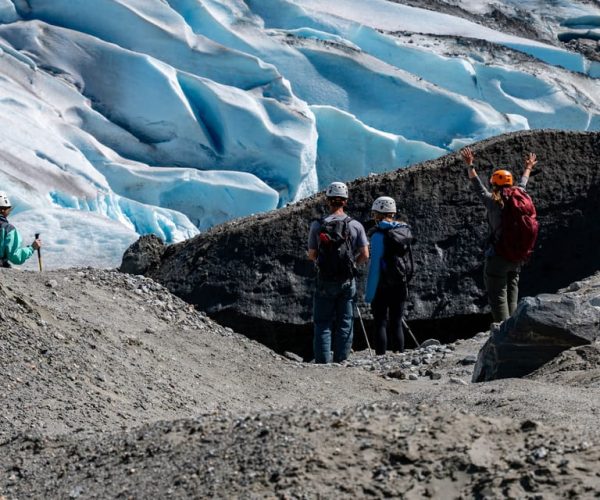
<box><xmin>1</xmin><ymin>268</ymin><xmax>600</xmax><ymax>498</ymax></box>
<box><xmin>0</xmin><ymin>268</ymin><xmax>398</xmax><ymax>439</ymax></box>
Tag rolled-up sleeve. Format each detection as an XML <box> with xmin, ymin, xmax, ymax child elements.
<box><xmin>517</xmin><ymin>176</ymin><xmax>529</xmax><ymax>190</ymax></box>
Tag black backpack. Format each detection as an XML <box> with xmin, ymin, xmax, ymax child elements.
<box><xmin>379</xmin><ymin>224</ymin><xmax>414</xmax><ymax>286</ymax></box>
<box><xmin>317</xmin><ymin>216</ymin><xmax>356</xmax><ymax>282</ymax></box>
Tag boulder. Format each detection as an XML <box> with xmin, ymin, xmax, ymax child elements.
<box><xmin>472</xmin><ymin>272</ymin><xmax>600</xmax><ymax>382</ymax></box>
<box><xmin>142</xmin><ymin>130</ymin><xmax>600</xmax><ymax>352</ymax></box>
<box><xmin>119</xmin><ymin>234</ymin><xmax>165</xmax><ymax>275</ymax></box>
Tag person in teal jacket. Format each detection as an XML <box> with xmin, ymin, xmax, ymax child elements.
<box><xmin>365</xmin><ymin>196</ymin><xmax>413</xmax><ymax>355</ymax></box>
<box><xmin>0</xmin><ymin>191</ymin><xmax>41</xmax><ymax>267</ymax></box>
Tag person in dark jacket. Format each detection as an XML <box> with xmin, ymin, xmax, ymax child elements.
<box><xmin>365</xmin><ymin>196</ymin><xmax>412</xmax><ymax>355</ymax></box>
<box><xmin>461</xmin><ymin>147</ymin><xmax>537</xmax><ymax>322</ymax></box>
<box><xmin>0</xmin><ymin>191</ymin><xmax>41</xmax><ymax>267</ymax></box>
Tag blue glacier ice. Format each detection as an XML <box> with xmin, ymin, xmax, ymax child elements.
<box><xmin>312</xmin><ymin>105</ymin><xmax>446</xmax><ymax>189</ymax></box>
<box><xmin>0</xmin><ymin>0</ymin><xmax>598</xmax><ymax>268</ymax></box>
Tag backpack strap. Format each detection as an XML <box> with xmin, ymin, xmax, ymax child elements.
<box><xmin>341</xmin><ymin>217</ymin><xmax>354</xmax><ymax>248</ymax></box>
<box><xmin>397</xmin><ymin>224</ymin><xmax>414</xmax><ymax>282</ymax></box>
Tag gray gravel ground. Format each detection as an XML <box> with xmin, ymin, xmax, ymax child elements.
<box><xmin>1</xmin><ymin>268</ymin><xmax>599</xmax><ymax>499</ymax></box>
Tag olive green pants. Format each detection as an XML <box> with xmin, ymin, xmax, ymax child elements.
<box><xmin>484</xmin><ymin>255</ymin><xmax>520</xmax><ymax>322</ymax></box>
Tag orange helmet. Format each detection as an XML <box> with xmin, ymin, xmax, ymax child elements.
<box><xmin>490</xmin><ymin>169</ymin><xmax>513</xmax><ymax>187</ymax></box>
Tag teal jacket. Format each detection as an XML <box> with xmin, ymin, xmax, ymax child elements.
<box><xmin>0</xmin><ymin>215</ymin><xmax>34</xmax><ymax>265</ymax></box>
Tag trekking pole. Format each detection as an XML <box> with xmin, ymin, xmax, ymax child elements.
<box><xmin>402</xmin><ymin>318</ymin><xmax>420</xmax><ymax>348</ymax></box>
<box><xmin>34</xmin><ymin>232</ymin><xmax>42</xmax><ymax>272</ymax></box>
<box><xmin>355</xmin><ymin>304</ymin><xmax>373</xmax><ymax>357</ymax></box>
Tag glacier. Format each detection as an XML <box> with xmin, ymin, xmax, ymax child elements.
<box><xmin>0</xmin><ymin>0</ymin><xmax>599</xmax><ymax>268</ymax></box>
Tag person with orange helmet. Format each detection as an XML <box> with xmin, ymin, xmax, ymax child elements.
<box><xmin>460</xmin><ymin>147</ymin><xmax>537</xmax><ymax>322</ymax></box>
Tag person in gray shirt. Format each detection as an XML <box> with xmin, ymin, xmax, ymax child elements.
<box><xmin>461</xmin><ymin>147</ymin><xmax>537</xmax><ymax>322</ymax></box>
<box><xmin>307</xmin><ymin>182</ymin><xmax>369</xmax><ymax>363</ymax></box>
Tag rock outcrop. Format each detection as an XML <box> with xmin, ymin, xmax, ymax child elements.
<box><xmin>136</xmin><ymin>130</ymin><xmax>600</xmax><ymax>353</ymax></box>
<box><xmin>119</xmin><ymin>234</ymin><xmax>165</xmax><ymax>275</ymax></box>
<box><xmin>473</xmin><ymin>272</ymin><xmax>600</xmax><ymax>382</ymax></box>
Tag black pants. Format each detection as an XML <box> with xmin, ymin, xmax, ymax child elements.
<box><xmin>371</xmin><ymin>282</ymin><xmax>408</xmax><ymax>355</ymax></box>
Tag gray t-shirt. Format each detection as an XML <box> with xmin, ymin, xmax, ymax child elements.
<box><xmin>308</xmin><ymin>214</ymin><xmax>368</xmax><ymax>254</ymax></box>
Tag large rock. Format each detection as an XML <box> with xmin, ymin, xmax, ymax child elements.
<box><xmin>144</xmin><ymin>130</ymin><xmax>600</xmax><ymax>352</ymax></box>
<box><xmin>472</xmin><ymin>273</ymin><xmax>600</xmax><ymax>382</ymax></box>
<box><xmin>119</xmin><ymin>234</ymin><xmax>165</xmax><ymax>275</ymax></box>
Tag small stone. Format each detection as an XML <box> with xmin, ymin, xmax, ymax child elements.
<box><xmin>387</xmin><ymin>370</ymin><xmax>407</xmax><ymax>380</ymax></box>
<box><xmin>69</xmin><ymin>486</ymin><xmax>83</xmax><ymax>498</ymax></box>
<box><xmin>420</xmin><ymin>339</ymin><xmax>441</xmax><ymax>348</ymax></box>
<box><xmin>408</xmin><ymin>373</ymin><xmax>419</xmax><ymax>380</ymax></box>
<box><xmin>520</xmin><ymin>420</ymin><xmax>539</xmax><ymax>432</ymax></box>
<box><xmin>460</xmin><ymin>355</ymin><xmax>478</xmax><ymax>365</ymax></box>
<box><xmin>46</xmin><ymin>279</ymin><xmax>58</xmax><ymax>288</ymax></box>
<box><xmin>449</xmin><ymin>377</ymin><xmax>468</xmax><ymax>385</ymax></box>
<box><xmin>283</xmin><ymin>351</ymin><xmax>303</xmax><ymax>362</ymax></box>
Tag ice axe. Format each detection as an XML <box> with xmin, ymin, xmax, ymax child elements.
<box><xmin>34</xmin><ymin>232</ymin><xmax>42</xmax><ymax>272</ymax></box>
<box><xmin>355</xmin><ymin>304</ymin><xmax>373</xmax><ymax>357</ymax></box>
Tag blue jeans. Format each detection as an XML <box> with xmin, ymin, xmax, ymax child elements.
<box><xmin>313</xmin><ymin>278</ymin><xmax>356</xmax><ymax>363</ymax></box>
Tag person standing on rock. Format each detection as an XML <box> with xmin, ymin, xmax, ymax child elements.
<box><xmin>365</xmin><ymin>197</ymin><xmax>414</xmax><ymax>355</ymax></box>
<box><xmin>0</xmin><ymin>192</ymin><xmax>41</xmax><ymax>268</ymax></box>
<box><xmin>461</xmin><ymin>147</ymin><xmax>538</xmax><ymax>322</ymax></box>
<box><xmin>307</xmin><ymin>182</ymin><xmax>369</xmax><ymax>363</ymax></box>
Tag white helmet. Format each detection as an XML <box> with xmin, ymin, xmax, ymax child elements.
<box><xmin>371</xmin><ymin>196</ymin><xmax>396</xmax><ymax>214</ymax></box>
<box><xmin>325</xmin><ymin>182</ymin><xmax>348</xmax><ymax>199</ymax></box>
<box><xmin>0</xmin><ymin>192</ymin><xmax>11</xmax><ymax>208</ymax></box>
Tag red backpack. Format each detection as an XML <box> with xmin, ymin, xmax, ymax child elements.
<box><xmin>495</xmin><ymin>187</ymin><xmax>539</xmax><ymax>263</ymax></box>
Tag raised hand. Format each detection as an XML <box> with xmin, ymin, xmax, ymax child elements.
<box><xmin>524</xmin><ymin>152</ymin><xmax>537</xmax><ymax>171</ymax></box>
<box><xmin>461</xmin><ymin>147</ymin><xmax>475</xmax><ymax>166</ymax></box>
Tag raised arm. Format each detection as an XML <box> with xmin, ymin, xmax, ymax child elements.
<box><xmin>518</xmin><ymin>152</ymin><xmax>537</xmax><ymax>189</ymax></box>
<box><xmin>461</xmin><ymin>147</ymin><xmax>477</xmax><ymax>179</ymax></box>
<box><xmin>461</xmin><ymin>146</ymin><xmax>492</xmax><ymax>201</ymax></box>
<box><xmin>523</xmin><ymin>152</ymin><xmax>537</xmax><ymax>179</ymax></box>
